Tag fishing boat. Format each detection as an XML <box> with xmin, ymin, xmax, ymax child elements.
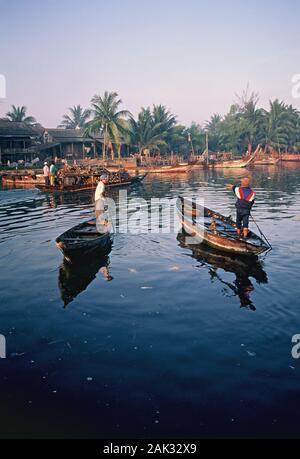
<box><xmin>280</xmin><ymin>153</ymin><xmax>300</xmax><ymax>162</ymax></box>
<box><xmin>140</xmin><ymin>164</ymin><xmax>192</xmax><ymax>174</ymax></box>
<box><xmin>176</xmin><ymin>196</ymin><xmax>271</xmax><ymax>257</ymax></box>
<box><xmin>56</xmin><ymin>219</ymin><xmax>112</xmax><ymax>262</ymax></box>
<box><xmin>254</xmin><ymin>157</ymin><xmax>280</xmax><ymax>165</ymax></box>
<box><xmin>212</xmin><ymin>153</ymin><xmax>256</xmax><ymax>169</ymax></box>
<box><xmin>35</xmin><ymin>173</ymin><xmax>146</xmax><ymax>193</ymax></box>
<box><xmin>1</xmin><ymin>172</ymin><xmax>45</xmax><ymax>186</ymax></box>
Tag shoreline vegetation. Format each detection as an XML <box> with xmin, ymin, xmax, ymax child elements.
<box><xmin>1</xmin><ymin>89</ymin><xmax>300</xmax><ymax>161</ymax></box>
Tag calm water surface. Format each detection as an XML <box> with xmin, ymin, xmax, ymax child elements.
<box><xmin>0</xmin><ymin>165</ymin><xmax>300</xmax><ymax>438</ymax></box>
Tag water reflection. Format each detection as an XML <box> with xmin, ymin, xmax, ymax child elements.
<box><xmin>177</xmin><ymin>233</ymin><xmax>268</xmax><ymax>310</ymax></box>
<box><xmin>58</xmin><ymin>252</ymin><xmax>113</xmax><ymax>306</ymax></box>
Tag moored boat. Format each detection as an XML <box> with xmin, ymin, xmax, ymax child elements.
<box><xmin>35</xmin><ymin>173</ymin><xmax>147</xmax><ymax>193</ymax></box>
<box><xmin>1</xmin><ymin>172</ymin><xmax>45</xmax><ymax>186</ymax></box>
<box><xmin>280</xmin><ymin>153</ymin><xmax>300</xmax><ymax>162</ymax></box>
<box><xmin>139</xmin><ymin>164</ymin><xmax>192</xmax><ymax>174</ymax></box>
<box><xmin>254</xmin><ymin>157</ymin><xmax>280</xmax><ymax>165</ymax></box>
<box><xmin>56</xmin><ymin>219</ymin><xmax>112</xmax><ymax>262</ymax></box>
<box><xmin>212</xmin><ymin>153</ymin><xmax>256</xmax><ymax>169</ymax></box>
<box><xmin>176</xmin><ymin>196</ymin><xmax>270</xmax><ymax>256</ymax></box>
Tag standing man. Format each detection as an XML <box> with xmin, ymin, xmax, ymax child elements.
<box><xmin>49</xmin><ymin>161</ymin><xmax>58</xmax><ymax>186</ymax></box>
<box><xmin>94</xmin><ymin>174</ymin><xmax>109</xmax><ymax>230</ymax></box>
<box><xmin>225</xmin><ymin>177</ymin><xmax>255</xmax><ymax>238</ymax></box>
<box><xmin>43</xmin><ymin>161</ymin><xmax>50</xmax><ymax>186</ymax></box>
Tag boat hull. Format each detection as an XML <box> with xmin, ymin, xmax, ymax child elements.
<box><xmin>254</xmin><ymin>158</ymin><xmax>280</xmax><ymax>165</ymax></box>
<box><xmin>176</xmin><ymin>197</ymin><xmax>270</xmax><ymax>256</ymax></box>
<box><xmin>281</xmin><ymin>154</ymin><xmax>300</xmax><ymax>162</ymax></box>
<box><xmin>56</xmin><ymin>219</ymin><xmax>112</xmax><ymax>262</ymax></box>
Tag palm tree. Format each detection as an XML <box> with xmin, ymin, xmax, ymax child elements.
<box><xmin>262</xmin><ymin>100</ymin><xmax>296</xmax><ymax>153</ymax></box>
<box><xmin>152</xmin><ymin>105</ymin><xmax>176</xmax><ymax>134</ymax></box>
<box><xmin>59</xmin><ymin>105</ymin><xmax>90</xmax><ymax>129</ymax></box>
<box><xmin>4</xmin><ymin>105</ymin><xmax>36</xmax><ymax>124</ymax></box>
<box><xmin>205</xmin><ymin>114</ymin><xmax>222</xmax><ymax>134</ymax></box>
<box><xmin>128</xmin><ymin>108</ymin><xmax>167</xmax><ymax>155</ymax></box>
<box><xmin>85</xmin><ymin>91</ymin><xmax>131</xmax><ymax>160</ymax></box>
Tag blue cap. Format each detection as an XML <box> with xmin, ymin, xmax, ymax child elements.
<box><xmin>100</xmin><ymin>174</ymin><xmax>108</xmax><ymax>181</ymax></box>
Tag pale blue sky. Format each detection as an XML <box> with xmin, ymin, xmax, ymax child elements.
<box><xmin>0</xmin><ymin>0</ymin><xmax>299</xmax><ymax>127</ymax></box>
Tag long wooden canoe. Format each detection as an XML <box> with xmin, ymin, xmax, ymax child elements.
<box><xmin>212</xmin><ymin>154</ymin><xmax>256</xmax><ymax>169</ymax></box>
<box><xmin>254</xmin><ymin>157</ymin><xmax>280</xmax><ymax>165</ymax></box>
<box><xmin>176</xmin><ymin>196</ymin><xmax>270</xmax><ymax>256</ymax></box>
<box><xmin>138</xmin><ymin>164</ymin><xmax>192</xmax><ymax>174</ymax></box>
<box><xmin>56</xmin><ymin>219</ymin><xmax>112</xmax><ymax>262</ymax></box>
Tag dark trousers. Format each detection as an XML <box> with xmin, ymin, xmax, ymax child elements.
<box><xmin>236</xmin><ymin>210</ymin><xmax>250</xmax><ymax>229</ymax></box>
<box><xmin>44</xmin><ymin>176</ymin><xmax>50</xmax><ymax>186</ymax></box>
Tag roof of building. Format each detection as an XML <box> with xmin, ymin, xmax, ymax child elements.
<box><xmin>46</xmin><ymin>128</ymin><xmax>103</xmax><ymax>143</ymax></box>
<box><xmin>0</xmin><ymin>120</ymin><xmax>38</xmax><ymax>137</ymax></box>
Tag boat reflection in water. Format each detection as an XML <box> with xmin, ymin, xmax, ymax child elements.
<box><xmin>58</xmin><ymin>252</ymin><xmax>113</xmax><ymax>307</ymax></box>
<box><xmin>177</xmin><ymin>233</ymin><xmax>268</xmax><ymax>310</ymax></box>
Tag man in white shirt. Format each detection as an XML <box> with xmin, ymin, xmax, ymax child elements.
<box><xmin>43</xmin><ymin>162</ymin><xmax>50</xmax><ymax>186</ymax></box>
<box><xmin>94</xmin><ymin>174</ymin><xmax>109</xmax><ymax>231</ymax></box>
<box><xmin>95</xmin><ymin>174</ymin><xmax>108</xmax><ymax>201</ymax></box>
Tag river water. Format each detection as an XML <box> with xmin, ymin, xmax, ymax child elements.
<box><xmin>0</xmin><ymin>164</ymin><xmax>300</xmax><ymax>438</ymax></box>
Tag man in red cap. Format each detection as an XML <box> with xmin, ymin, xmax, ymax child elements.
<box><xmin>225</xmin><ymin>177</ymin><xmax>255</xmax><ymax>238</ymax></box>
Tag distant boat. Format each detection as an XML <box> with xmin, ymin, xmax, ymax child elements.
<box><xmin>254</xmin><ymin>157</ymin><xmax>280</xmax><ymax>165</ymax></box>
<box><xmin>35</xmin><ymin>173</ymin><xmax>146</xmax><ymax>193</ymax></box>
<box><xmin>176</xmin><ymin>196</ymin><xmax>270</xmax><ymax>257</ymax></box>
<box><xmin>212</xmin><ymin>153</ymin><xmax>256</xmax><ymax>169</ymax></box>
<box><xmin>280</xmin><ymin>153</ymin><xmax>300</xmax><ymax>162</ymax></box>
<box><xmin>56</xmin><ymin>219</ymin><xmax>112</xmax><ymax>262</ymax></box>
<box><xmin>1</xmin><ymin>173</ymin><xmax>45</xmax><ymax>186</ymax></box>
<box><xmin>140</xmin><ymin>164</ymin><xmax>192</xmax><ymax>174</ymax></box>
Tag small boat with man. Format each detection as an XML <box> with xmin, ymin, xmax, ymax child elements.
<box><xmin>176</xmin><ymin>192</ymin><xmax>271</xmax><ymax>257</ymax></box>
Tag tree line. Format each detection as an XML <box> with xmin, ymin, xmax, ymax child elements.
<box><xmin>2</xmin><ymin>89</ymin><xmax>300</xmax><ymax>156</ymax></box>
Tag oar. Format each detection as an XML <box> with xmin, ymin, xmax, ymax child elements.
<box><xmin>250</xmin><ymin>213</ymin><xmax>272</xmax><ymax>249</ymax></box>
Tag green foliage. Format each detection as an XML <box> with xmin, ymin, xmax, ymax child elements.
<box><xmin>3</xmin><ymin>105</ymin><xmax>36</xmax><ymax>124</ymax></box>
<box><xmin>85</xmin><ymin>91</ymin><xmax>131</xmax><ymax>158</ymax></box>
<box><xmin>58</xmin><ymin>105</ymin><xmax>90</xmax><ymax>129</ymax></box>
<box><xmin>128</xmin><ymin>105</ymin><xmax>176</xmax><ymax>154</ymax></box>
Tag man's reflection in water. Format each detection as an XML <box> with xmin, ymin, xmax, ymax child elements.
<box><xmin>177</xmin><ymin>233</ymin><xmax>268</xmax><ymax>311</ymax></box>
<box><xmin>99</xmin><ymin>265</ymin><xmax>113</xmax><ymax>282</ymax></box>
<box><xmin>209</xmin><ymin>268</ymin><xmax>256</xmax><ymax>310</ymax></box>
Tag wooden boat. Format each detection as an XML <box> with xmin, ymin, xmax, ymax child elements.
<box><xmin>35</xmin><ymin>173</ymin><xmax>146</xmax><ymax>193</ymax></box>
<box><xmin>56</xmin><ymin>219</ymin><xmax>112</xmax><ymax>262</ymax></box>
<box><xmin>212</xmin><ymin>153</ymin><xmax>256</xmax><ymax>169</ymax></box>
<box><xmin>176</xmin><ymin>196</ymin><xmax>270</xmax><ymax>257</ymax></box>
<box><xmin>254</xmin><ymin>157</ymin><xmax>280</xmax><ymax>165</ymax></box>
<box><xmin>1</xmin><ymin>173</ymin><xmax>45</xmax><ymax>186</ymax></box>
<box><xmin>140</xmin><ymin>164</ymin><xmax>192</xmax><ymax>174</ymax></box>
<box><xmin>280</xmin><ymin>153</ymin><xmax>300</xmax><ymax>162</ymax></box>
